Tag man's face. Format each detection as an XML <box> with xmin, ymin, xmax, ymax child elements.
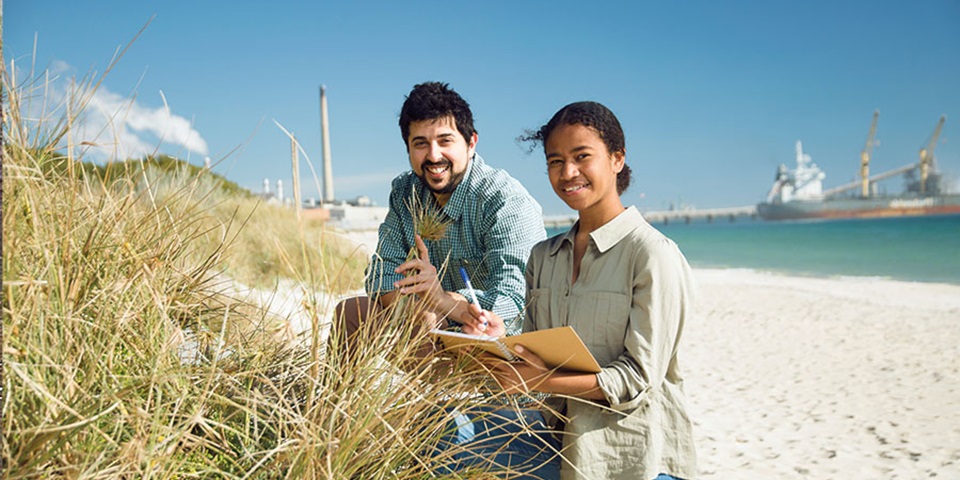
<box><xmin>407</xmin><ymin>115</ymin><xmax>477</xmax><ymax>199</ymax></box>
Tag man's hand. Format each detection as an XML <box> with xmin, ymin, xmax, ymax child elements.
<box><xmin>460</xmin><ymin>304</ymin><xmax>505</xmax><ymax>337</ymax></box>
<box><xmin>393</xmin><ymin>234</ymin><xmax>445</xmax><ymax>306</ymax></box>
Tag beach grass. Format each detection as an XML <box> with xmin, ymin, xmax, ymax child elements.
<box><xmin>2</xmin><ymin>62</ymin><xmax>550</xmax><ymax>478</ymax></box>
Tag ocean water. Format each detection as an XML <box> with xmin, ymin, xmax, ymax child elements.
<box><xmin>545</xmin><ymin>214</ymin><xmax>960</xmax><ymax>285</ymax></box>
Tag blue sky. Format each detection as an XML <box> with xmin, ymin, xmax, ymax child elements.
<box><xmin>5</xmin><ymin>1</ymin><xmax>960</xmax><ymax>216</ymax></box>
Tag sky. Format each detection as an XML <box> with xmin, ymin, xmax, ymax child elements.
<box><xmin>5</xmin><ymin>1</ymin><xmax>960</xmax><ymax>216</ymax></box>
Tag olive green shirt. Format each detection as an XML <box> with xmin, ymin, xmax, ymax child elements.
<box><xmin>524</xmin><ymin>206</ymin><xmax>698</xmax><ymax>480</ymax></box>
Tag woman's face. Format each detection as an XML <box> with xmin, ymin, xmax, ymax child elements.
<box><xmin>545</xmin><ymin>123</ymin><xmax>624</xmax><ymax>214</ymax></box>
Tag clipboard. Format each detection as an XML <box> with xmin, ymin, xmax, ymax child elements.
<box><xmin>429</xmin><ymin>326</ymin><xmax>602</xmax><ymax>373</ymax></box>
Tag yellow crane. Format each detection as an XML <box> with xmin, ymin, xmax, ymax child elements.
<box><xmin>860</xmin><ymin>110</ymin><xmax>879</xmax><ymax>198</ymax></box>
<box><xmin>919</xmin><ymin>115</ymin><xmax>946</xmax><ymax>195</ymax></box>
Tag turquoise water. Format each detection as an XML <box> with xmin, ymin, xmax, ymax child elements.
<box><xmin>546</xmin><ymin>214</ymin><xmax>960</xmax><ymax>285</ymax></box>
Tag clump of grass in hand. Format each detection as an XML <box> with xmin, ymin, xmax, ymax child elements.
<box><xmin>389</xmin><ymin>187</ymin><xmax>453</xmax><ymax>330</ymax></box>
<box><xmin>408</xmin><ymin>185</ymin><xmax>453</xmax><ymax>244</ymax></box>
<box><xmin>404</xmin><ymin>184</ymin><xmax>453</xmax><ymax>259</ymax></box>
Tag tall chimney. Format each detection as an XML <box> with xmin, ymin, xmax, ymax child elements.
<box><xmin>320</xmin><ymin>85</ymin><xmax>335</xmax><ymax>203</ymax></box>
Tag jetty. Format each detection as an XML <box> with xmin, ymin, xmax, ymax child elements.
<box><xmin>544</xmin><ymin>205</ymin><xmax>759</xmax><ymax>228</ymax></box>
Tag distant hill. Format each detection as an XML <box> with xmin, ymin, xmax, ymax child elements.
<box><xmin>32</xmin><ymin>150</ymin><xmax>251</xmax><ymax>198</ymax></box>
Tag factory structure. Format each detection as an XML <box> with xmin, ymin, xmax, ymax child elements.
<box><xmin>255</xmin><ymin>85</ymin><xmax>387</xmax><ymax>230</ymax></box>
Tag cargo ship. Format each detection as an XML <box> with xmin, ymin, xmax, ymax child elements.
<box><xmin>757</xmin><ymin>114</ymin><xmax>960</xmax><ymax>221</ymax></box>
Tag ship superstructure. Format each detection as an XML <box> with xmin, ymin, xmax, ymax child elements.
<box><xmin>757</xmin><ymin>114</ymin><xmax>960</xmax><ymax>221</ymax></box>
<box><xmin>764</xmin><ymin>141</ymin><xmax>827</xmax><ymax>205</ymax></box>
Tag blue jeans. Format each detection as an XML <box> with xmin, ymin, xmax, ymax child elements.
<box><xmin>435</xmin><ymin>406</ymin><xmax>562</xmax><ymax>479</ymax></box>
<box><xmin>433</xmin><ymin>407</ymin><xmax>686</xmax><ymax>480</ymax></box>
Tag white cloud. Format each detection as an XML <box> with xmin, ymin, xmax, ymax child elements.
<box><xmin>80</xmin><ymin>87</ymin><xmax>209</xmax><ymax>160</ymax></box>
<box><xmin>49</xmin><ymin>60</ymin><xmax>72</xmax><ymax>76</ymax></box>
<box><xmin>9</xmin><ymin>59</ymin><xmax>209</xmax><ymax>162</ymax></box>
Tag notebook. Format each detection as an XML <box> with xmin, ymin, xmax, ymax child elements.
<box><xmin>429</xmin><ymin>326</ymin><xmax>602</xmax><ymax>373</ymax></box>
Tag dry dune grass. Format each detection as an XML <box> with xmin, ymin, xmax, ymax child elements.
<box><xmin>1</xmin><ymin>58</ymin><xmax>553</xmax><ymax>478</ymax></box>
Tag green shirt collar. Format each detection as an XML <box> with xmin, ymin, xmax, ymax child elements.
<box><xmin>440</xmin><ymin>153</ymin><xmax>483</xmax><ymax>221</ymax></box>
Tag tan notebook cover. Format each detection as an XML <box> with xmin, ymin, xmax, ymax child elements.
<box><xmin>429</xmin><ymin>326</ymin><xmax>602</xmax><ymax>373</ymax></box>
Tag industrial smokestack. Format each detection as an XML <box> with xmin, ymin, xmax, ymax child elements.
<box><xmin>320</xmin><ymin>85</ymin><xmax>335</xmax><ymax>203</ymax></box>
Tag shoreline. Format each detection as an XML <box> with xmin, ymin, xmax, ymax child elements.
<box><xmin>693</xmin><ymin>266</ymin><xmax>960</xmax><ymax>309</ymax></box>
<box><xmin>690</xmin><ymin>263</ymin><xmax>960</xmax><ymax>288</ymax></box>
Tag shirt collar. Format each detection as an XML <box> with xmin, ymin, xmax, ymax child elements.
<box><xmin>591</xmin><ymin>206</ymin><xmax>643</xmax><ymax>253</ymax></box>
<box><xmin>550</xmin><ymin>224</ymin><xmax>577</xmax><ymax>256</ymax></box>
<box><xmin>549</xmin><ymin>206</ymin><xmax>644</xmax><ymax>255</ymax></box>
<box><xmin>441</xmin><ymin>153</ymin><xmax>483</xmax><ymax>220</ymax></box>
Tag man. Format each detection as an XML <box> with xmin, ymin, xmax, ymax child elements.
<box><xmin>333</xmin><ymin>81</ymin><xmax>545</xmax><ymax>348</ymax></box>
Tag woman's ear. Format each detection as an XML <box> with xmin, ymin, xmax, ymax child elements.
<box><xmin>612</xmin><ymin>151</ymin><xmax>625</xmax><ymax>174</ymax></box>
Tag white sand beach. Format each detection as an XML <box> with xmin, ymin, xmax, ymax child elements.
<box><xmin>302</xmin><ymin>229</ymin><xmax>960</xmax><ymax>478</ymax></box>
<box><xmin>687</xmin><ymin>269</ymin><xmax>960</xmax><ymax>479</ymax></box>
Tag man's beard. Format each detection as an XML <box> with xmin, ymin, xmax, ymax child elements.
<box><xmin>417</xmin><ymin>160</ymin><xmax>466</xmax><ymax>195</ymax></box>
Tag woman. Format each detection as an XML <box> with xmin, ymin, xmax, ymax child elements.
<box><xmin>463</xmin><ymin>101</ymin><xmax>698</xmax><ymax>479</ymax></box>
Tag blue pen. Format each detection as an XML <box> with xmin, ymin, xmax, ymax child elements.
<box><xmin>459</xmin><ymin>267</ymin><xmax>487</xmax><ymax>328</ymax></box>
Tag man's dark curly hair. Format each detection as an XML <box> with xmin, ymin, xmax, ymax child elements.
<box><xmin>399</xmin><ymin>82</ymin><xmax>476</xmax><ymax>149</ymax></box>
<box><xmin>521</xmin><ymin>101</ymin><xmax>632</xmax><ymax>195</ymax></box>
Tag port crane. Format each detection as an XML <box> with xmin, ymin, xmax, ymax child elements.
<box><xmin>860</xmin><ymin>110</ymin><xmax>879</xmax><ymax>198</ymax></box>
<box><xmin>823</xmin><ymin>114</ymin><xmax>948</xmax><ymax>198</ymax></box>
<box><xmin>918</xmin><ymin>115</ymin><xmax>946</xmax><ymax>195</ymax></box>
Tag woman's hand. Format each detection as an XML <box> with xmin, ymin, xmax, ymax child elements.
<box><xmin>491</xmin><ymin>345</ymin><xmax>551</xmax><ymax>394</ymax></box>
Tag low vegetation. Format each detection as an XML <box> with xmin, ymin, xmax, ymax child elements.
<box><xmin>2</xmin><ymin>65</ymin><xmax>550</xmax><ymax>478</ymax></box>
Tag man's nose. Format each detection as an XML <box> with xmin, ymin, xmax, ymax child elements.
<box><xmin>427</xmin><ymin>142</ymin><xmax>443</xmax><ymax>161</ymax></box>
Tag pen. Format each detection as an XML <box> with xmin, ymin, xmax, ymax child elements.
<box><xmin>459</xmin><ymin>267</ymin><xmax>487</xmax><ymax>328</ymax></box>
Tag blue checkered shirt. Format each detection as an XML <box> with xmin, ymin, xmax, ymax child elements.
<box><xmin>365</xmin><ymin>154</ymin><xmax>546</xmax><ymax>335</ymax></box>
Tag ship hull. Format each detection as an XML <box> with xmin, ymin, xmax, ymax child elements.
<box><xmin>757</xmin><ymin>195</ymin><xmax>960</xmax><ymax>221</ymax></box>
